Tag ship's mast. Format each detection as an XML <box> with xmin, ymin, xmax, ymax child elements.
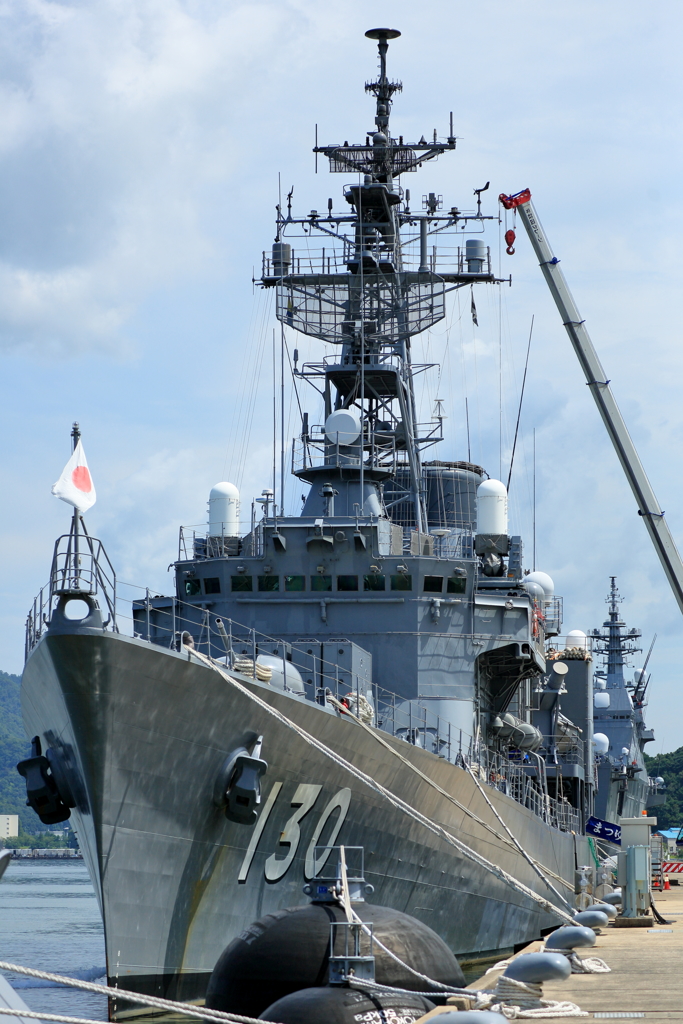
<box><xmin>261</xmin><ymin>29</ymin><xmax>502</xmax><ymax>526</ymax></box>
<box><xmin>590</xmin><ymin>577</ymin><xmax>642</xmax><ymax>686</ymax></box>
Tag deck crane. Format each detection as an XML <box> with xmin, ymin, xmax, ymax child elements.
<box><xmin>501</xmin><ymin>188</ymin><xmax>683</xmax><ymax>616</ymax></box>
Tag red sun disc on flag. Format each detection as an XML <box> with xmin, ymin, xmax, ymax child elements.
<box><xmin>72</xmin><ymin>466</ymin><xmax>92</xmax><ymax>492</ymax></box>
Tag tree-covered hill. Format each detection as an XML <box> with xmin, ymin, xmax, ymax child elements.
<box><xmin>645</xmin><ymin>747</ymin><xmax>683</xmax><ymax>832</ymax></box>
<box><xmin>0</xmin><ymin>668</ymin><xmax>34</xmax><ymax>833</ymax></box>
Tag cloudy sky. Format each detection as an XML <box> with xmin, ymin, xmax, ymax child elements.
<box><xmin>1</xmin><ymin>0</ymin><xmax>682</xmax><ymax>749</ymax></box>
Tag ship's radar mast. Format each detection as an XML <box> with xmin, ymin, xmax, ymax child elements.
<box><xmin>590</xmin><ymin>577</ymin><xmax>642</xmax><ymax>685</ymax></box>
<box><xmin>260</xmin><ymin>30</ymin><xmax>505</xmax><ymax>527</ymax></box>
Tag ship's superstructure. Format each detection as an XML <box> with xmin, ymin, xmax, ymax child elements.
<box><xmin>16</xmin><ymin>29</ymin><xmax>657</xmax><ymax>1012</ymax></box>
<box><xmin>591</xmin><ymin>578</ymin><xmax>657</xmax><ymax>821</ymax></box>
<box><xmin>129</xmin><ymin>29</ymin><xmax>581</xmax><ymax>814</ymax></box>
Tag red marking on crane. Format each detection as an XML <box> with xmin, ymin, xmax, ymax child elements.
<box><xmin>499</xmin><ymin>189</ymin><xmax>532</xmax><ymax>210</ymax></box>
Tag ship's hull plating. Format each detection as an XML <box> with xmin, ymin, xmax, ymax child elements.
<box><xmin>21</xmin><ymin>629</ymin><xmax>584</xmax><ymax>1003</ymax></box>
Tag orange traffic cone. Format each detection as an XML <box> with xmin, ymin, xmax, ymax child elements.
<box><xmin>664</xmin><ymin>875</ymin><xmax>671</xmax><ymax>890</ymax></box>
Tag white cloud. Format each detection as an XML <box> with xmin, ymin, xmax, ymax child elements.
<box><xmin>2</xmin><ymin>0</ymin><xmax>683</xmax><ymax>752</ymax></box>
<box><xmin>0</xmin><ymin>0</ymin><xmax>301</xmax><ymax>351</ymax></box>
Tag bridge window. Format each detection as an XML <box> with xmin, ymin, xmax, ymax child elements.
<box><xmin>447</xmin><ymin>576</ymin><xmax>466</xmax><ymax>594</ymax></box>
<box><xmin>390</xmin><ymin>574</ymin><xmax>412</xmax><ymax>591</ymax></box>
<box><xmin>231</xmin><ymin>576</ymin><xmax>253</xmax><ymax>592</ymax></box>
<box><xmin>203</xmin><ymin>577</ymin><xmax>221</xmax><ymax>594</ymax></box>
<box><xmin>311</xmin><ymin>575</ymin><xmax>332</xmax><ymax>592</ymax></box>
<box><xmin>364</xmin><ymin>574</ymin><xmax>386</xmax><ymax>592</ymax></box>
<box><xmin>285</xmin><ymin>575</ymin><xmax>305</xmax><ymax>591</ymax></box>
<box><xmin>184</xmin><ymin>579</ymin><xmax>201</xmax><ymax>596</ymax></box>
<box><xmin>258</xmin><ymin>575</ymin><xmax>279</xmax><ymax>592</ymax></box>
<box><xmin>424</xmin><ymin>575</ymin><xmax>443</xmax><ymax>593</ymax></box>
<box><xmin>337</xmin><ymin>575</ymin><xmax>358</xmax><ymax>591</ymax></box>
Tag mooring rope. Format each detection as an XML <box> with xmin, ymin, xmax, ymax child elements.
<box><xmin>325</xmin><ymin>692</ymin><xmax>574</xmax><ymax>901</ymax></box>
<box><xmin>479</xmin><ymin>975</ymin><xmax>588</xmax><ymax>1018</ymax></box>
<box><xmin>542</xmin><ymin>947</ymin><xmax>611</xmax><ymax>974</ymax></box>
<box><xmin>0</xmin><ymin>1009</ymin><xmax>103</xmax><ymax>1024</ymax></box>
<box><xmin>0</xmin><ymin>962</ymin><xmax>273</xmax><ymax>1024</ymax></box>
<box><xmin>192</xmin><ymin>649</ymin><xmax>575</xmax><ymax>926</ymax></box>
<box><xmin>463</xmin><ymin>761</ymin><xmax>573</xmax><ymax>911</ymax></box>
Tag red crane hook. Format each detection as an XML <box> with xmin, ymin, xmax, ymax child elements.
<box><xmin>505</xmin><ymin>229</ymin><xmax>516</xmax><ymax>255</ymax></box>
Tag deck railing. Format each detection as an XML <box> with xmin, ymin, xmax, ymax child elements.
<box><xmin>26</xmin><ymin>558</ymin><xmax>582</xmax><ymax>835</ymax></box>
<box><xmin>25</xmin><ymin>518</ymin><xmax>117</xmax><ymax>657</ymax></box>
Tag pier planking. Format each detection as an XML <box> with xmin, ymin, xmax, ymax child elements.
<box><xmin>421</xmin><ymin>888</ymin><xmax>683</xmax><ymax>1022</ymax></box>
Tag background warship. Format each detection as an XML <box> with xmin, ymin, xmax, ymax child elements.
<box><xmin>18</xmin><ymin>28</ymin><xmax>660</xmax><ymax>1011</ymax></box>
<box><xmin>591</xmin><ymin>577</ymin><xmax>663</xmax><ymax>824</ymax></box>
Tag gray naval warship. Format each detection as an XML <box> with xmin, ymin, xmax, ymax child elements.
<box><xmin>590</xmin><ymin>577</ymin><xmax>662</xmax><ymax>823</ymax></box>
<box><xmin>17</xmin><ymin>27</ymin><xmax>658</xmax><ymax>1011</ymax></box>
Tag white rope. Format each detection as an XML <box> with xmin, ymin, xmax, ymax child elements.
<box><xmin>0</xmin><ymin>963</ymin><xmax>273</xmax><ymax>1024</ymax></box>
<box><xmin>327</xmin><ymin>693</ymin><xmax>574</xmax><ymax>896</ymax></box>
<box><xmin>344</xmin><ymin>977</ymin><xmax>470</xmax><ymax>998</ymax></box>
<box><xmin>542</xmin><ymin>947</ymin><xmax>611</xmax><ymax>974</ymax></box>
<box><xmin>334</xmin><ymin>848</ymin><xmax>466</xmax><ymax>994</ymax></box>
<box><xmin>464</xmin><ymin>763</ymin><xmax>574</xmax><ymax>911</ymax></box>
<box><xmin>0</xmin><ymin>1008</ymin><xmax>105</xmax><ymax>1024</ymax></box>
<box><xmin>342</xmin><ymin>901</ymin><xmax>466</xmax><ymax>993</ymax></box>
<box><xmin>191</xmin><ymin>649</ymin><xmax>575</xmax><ymax>926</ymax></box>
<box><xmin>479</xmin><ymin>976</ymin><xmax>588</xmax><ymax>1018</ymax></box>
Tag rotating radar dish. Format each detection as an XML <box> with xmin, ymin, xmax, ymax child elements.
<box><xmin>365</xmin><ymin>28</ymin><xmax>401</xmax><ymax>40</ymax></box>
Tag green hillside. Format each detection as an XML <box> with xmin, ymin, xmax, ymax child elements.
<box><xmin>645</xmin><ymin>747</ymin><xmax>683</xmax><ymax>832</ymax></box>
<box><xmin>0</xmin><ymin>668</ymin><xmax>35</xmax><ymax>833</ymax></box>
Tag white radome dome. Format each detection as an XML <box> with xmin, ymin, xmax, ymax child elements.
<box><xmin>325</xmin><ymin>409</ymin><xmax>361</xmax><ymax>445</ymax></box>
<box><xmin>566</xmin><ymin>629</ymin><xmax>588</xmax><ymax>650</ymax></box>
<box><xmin>525</xmin><ymin>571</ymin><xmax>555</xmax><ymax>599</ymax></box>
<box><xmin>523</xmin><ymin>580</ymin><xmax>545</xmax><ymax>601</ymax></box>
<box><xmin>592</xmin><ymin>733</ymin><xmax>609</xmax><ymax>755</ymax></box>
<box><xmin>476</xmin><ymin>479</ymin><xmax>508</xmax><ymax>536</ymax></box>
<box><xmin>208</xmin><ymin>482</ymin><xmax>240</xmax><ymax>538</ymax></box>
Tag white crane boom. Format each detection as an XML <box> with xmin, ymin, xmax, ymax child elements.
<box><xmin>502</xmin><ymin>189</ymin><xmax>683</xmax><ymax>616</ymax></box>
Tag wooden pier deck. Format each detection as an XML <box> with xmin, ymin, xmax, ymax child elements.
<box><xmin>422</xmin><ymin>888</ymin><xmax>683</xmax><ymax>1022</ymax></box>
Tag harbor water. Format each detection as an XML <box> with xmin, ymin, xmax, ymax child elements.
<box><xmin>0</xmin><ymin>859</ymin><xmax>107</xmax><ymax>1021</ymax></box>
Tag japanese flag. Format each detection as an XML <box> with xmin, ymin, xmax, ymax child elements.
<box><xmin>51</xmin><ymin>440</ymin><xmax>96</xmax><ymax>512</ymax></box>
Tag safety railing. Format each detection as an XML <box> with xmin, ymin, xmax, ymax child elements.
<box><xmin>261</xmin><ymin>244</ymin><xmax>493</xmax><ymax>280</ymax></box>
<box><xmin>26</xmin><ymin>519</ymin><xmax>118</xmax><ymax>657</ymax></box>
<box><xmin>543</xmin><ymin>597</ymin><xmax>563</xmax><ymax>637</ymax></box>
<box><xmin>26</xmin><ymin>557</ymin><xmax>583</xmax><ymax>834</ymax></box>
<box><xmin>122</xmin><ymin>591</ymin><xmax>583</xmax><ymax>833</ymax></box>
<box><xmin>25</xmin><ymin>584</ymin><xmax>51</xmax><ymax>660</ymax></box>
<box><xmin>546</xmin><ymin>635</ymin><xmax>594</xmax><ymax>660</ymax></box>
<box><xmin>292</xmin><ymin>430</ymin><xmax>397</xmax><ymax>475</ymax></box>
<box><xmin>373</xmin><ymin>687</ymin><xmax>581</xmax><ymax>833</ymax></box>
<box><xmin>262</xmin><ymin>245</ymin><xmax>353</xmax><ymax>279</ymax></box>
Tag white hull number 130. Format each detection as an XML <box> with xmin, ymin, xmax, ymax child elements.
<box><xmin>237</xmin><ymin>783</ymin><xmax>351</xmax><ymax>884</ymax></box>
